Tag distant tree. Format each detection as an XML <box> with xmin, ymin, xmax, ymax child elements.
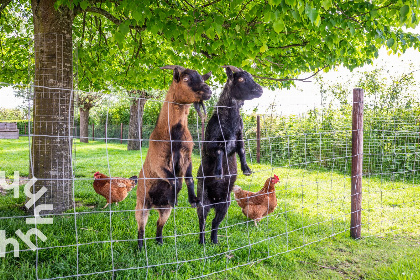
<box><xmin>357</xmin><ymin>67</ymin><xmax>419</xmax><ymax>109</ymax></box>
<box><xmin>77</xmin><ymin>92</ymin><xmax>101</xmax><ymax>143</ymax></box>
<box><xmin>127</xmin><ymin>90</ymin><xmax>148</xmax><ymax>150</ymax></box>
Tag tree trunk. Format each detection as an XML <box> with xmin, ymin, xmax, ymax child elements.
<box><xmin>79</xmin><ymin>108</ymin><xmax>89</xmax><ymax>143</ymax></box>
<box><xmin>127</xmin><ymin>98</ymin><xmax>147</xmax><ymax>150</ymax></box>
<box><xmin>30</xmin><ymin>0</ymin><xmax>74</xmax><ymax>214</ymax></box>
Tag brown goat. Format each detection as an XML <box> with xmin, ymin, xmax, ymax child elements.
<box><xmin>136</xmin><ymin>65</ymin><xmax>212</xmax><ymax>250</ymax></box>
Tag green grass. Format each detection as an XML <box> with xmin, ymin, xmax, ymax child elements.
<box><xmin>0</xmin><ymin>137</ymin><xmax>419</xmax><ymax>279</ymax></box>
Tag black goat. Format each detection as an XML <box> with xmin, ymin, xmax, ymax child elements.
<box><xmin>196</xmin><ymin>66</ymin><xmax>263</xmax><ymax>244</ymax></box>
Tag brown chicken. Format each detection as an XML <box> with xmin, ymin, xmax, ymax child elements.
<box><xmin>93</xmin><ymin>172</ymin><xmax>138</xmax><ymax>209</ymax></box>
<box><xmin>233</xmin><ymin>175</ymin><xmax>279</xmax><ymax>226</ymax></box>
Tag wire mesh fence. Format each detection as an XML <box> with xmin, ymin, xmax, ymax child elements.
<box><xmin>0</xmin><ymin>81</ymin><xmax>419</xmax><ymax>279</ymax></box>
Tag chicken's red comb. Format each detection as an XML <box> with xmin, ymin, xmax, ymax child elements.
<box><xmin>273</xmin><ymin>174</ymin><xmax>279</xmax><ymax>182</ymax></box>
<box><xmin>94</xmin><ymin>171</ymin><xmax>100</xmax><ymax>176</ymax></box>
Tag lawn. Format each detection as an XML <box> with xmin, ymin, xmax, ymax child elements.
<box><xmin>0</xmin><ymin>137</ymin><xmax>419</xmax><ymax>279</ymax></box>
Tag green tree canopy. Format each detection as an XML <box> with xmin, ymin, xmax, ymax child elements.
<box><xmin>69</xmin><ymin>0</ymin><xmax>420</xmax><ymax>89</ymax></box>
<box><xmin>0</xmin><ymin>1</ymin><xmax>33</xmax><ymax>86</ymax></box>
<box><xmin>1</xmin><ymin>0</ymin><xmax>420</xmax><ymax>90</ymax></box>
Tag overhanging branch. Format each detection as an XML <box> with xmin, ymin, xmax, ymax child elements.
<box><xmin>200</xmin><ymin>0</ymin><xmax>222</xmax><ymax>8</ymax></box>
<box><xmin>0</xmin><ymin>0</ymin><xmax>12</xmax><ymax>16</ymax></box>
<box><xmin>85</xmin><ymin>6</ymin><xmax>123</xmax><ymax>24</ymax></box>
<box><xmin>269</xmin><ymin>42</ymin><xmax>309</xmax><ymax>50</ymax></box>
<box><xmin>85</xmin><ymin>6</ymin><xmax>146</xmax><ymax>31</ymax></box>
<box><xmin>254</xmin><ymin>66</ymin><xmax>328</xmax><ymax>82</ymax></box>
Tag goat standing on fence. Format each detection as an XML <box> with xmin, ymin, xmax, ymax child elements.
<box><xmin>136</xmin><ymin>65</ymin><xmax>212</xmax><ymax>250</ymax></box>
<box><xmin>197</xmin><ymin>66</ymin><xmax>263</xmax><ymax>244</ymax></box>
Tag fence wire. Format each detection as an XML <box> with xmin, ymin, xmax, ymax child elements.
<box><xmin>0</xmin><ymin>83</ymin><xmax>419</xmax><ymax>279</ymax></box>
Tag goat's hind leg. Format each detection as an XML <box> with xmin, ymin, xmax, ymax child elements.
<box><xmin>156</xmin><ymin>207</ymin><xmax>172</xmax><ymax>244</ymax></box>
<box><xmin>136</xmin><ymin>204</ymin><xmax>150</xmax><ymax>251</ymax></box>
<box><xmin>211</xmin><ymin>202</ymin><xmax>229</xmax><ymax>244</ymax></box>
<box><xmin>197</xmin><ymin>204</ymin><xmax>210</xmax><ymax>244</ymax></box>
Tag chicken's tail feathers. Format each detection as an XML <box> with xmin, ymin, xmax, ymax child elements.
<box><xmin>129</xmin><ymin>176</ymin><xmax>138</xmax><ymax>185</ymax></box>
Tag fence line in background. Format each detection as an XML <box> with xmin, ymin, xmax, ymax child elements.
<box><xmin>1</xmin><ymin>85</ymin><xmax>420</xmax><ymax>279</ymax></box>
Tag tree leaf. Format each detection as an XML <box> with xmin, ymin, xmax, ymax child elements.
<box><xmin>386</xmin><ymin>38</ymin><xmax>395</xmax><ymax>48</ymax></box>
<box><xmin>260</xmin><ymin>44</ymin><xmax>268</xmax><ymax>53</ymax></box>
<box><xmin>273</xmin><ymin>19</ymin><xmax>284</xmax><ymax>33</ymax></box>
<box><xmin>214</xmin><ymin>23</ymin><xmax>223</xmax><ymax>36</ymax></box>
<box><xmin>285</xmin><ymin>0</ymin><xmax>296</xmax><ymax>6</ymax></box>
<box><xmin>132</xmin><ymin>10</ymin><xmax>143</xmax><ymax>23</ymax></box>
<box><xmin>264</xmin><ymin>9</ymin><xmax>272</xmax><ymax>22</ymax></box>
<box><xmin>400</xmin><ymin>5</ymin><xmax>409</xmax><ymax>21</ymax></box>
<box><xmin>268</xmin><ymin>0</ymin><xmax>282</xmax><ymax>6</ymax></box>
<box><xmin>349</xmin><ymin>24</ymin><xmax>355</xmax><ymax>35</ymax></box>
<box><xmin>119</xmin><ymin>20</ymin><xmax>130</xmax><ymax>36</ymax></box>
<box><xmin>292</xmin><ymin>10</ymin><xmax>300</xmax><ymax>20</ymax></box>
<box><xmin>305</xmin><ymin>5</ymin><xmax>318</xmax><ymax>24</ymax></box>
<box><xmin>206</xmin><ymin>27</ymin><xmax>215</xmax><ymax>39</ymax></box>
<box><xmin>80</xmin><ymin>0</ymin><xmax>88</xmax><ymax>10</ymax></box>
<box><xmin>314</xmin><ymin>13</ymin><xmax>321</xmax><ymax>26</ymax></box>
<box><xmin>321</xmin><ymin>0</ymin><xmax>332</xmax><ymax>10</ymax></box>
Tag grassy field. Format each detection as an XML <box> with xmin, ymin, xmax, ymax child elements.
<box><xmin>0</xmin><ymin>137</ymin><xmax>419</xmax><ymax>279</ymax></box>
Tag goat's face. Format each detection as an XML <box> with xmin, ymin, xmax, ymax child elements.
<box><xmin>172</xmin><ymin>68</ymin><xmax>212</xmax><ymax>104</ymax></box>
<box><xmin>163</xmin><ymin>66</ymin><xmax>212</xmax><ymax>118</ymax></box>
<box><xmin>226</xmin><ymin>67</ymin><xmax>263</xmax><ymax>101</ymax></box>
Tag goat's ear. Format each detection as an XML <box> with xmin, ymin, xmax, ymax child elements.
<box><xmin>173</xmin><ymin>68</ymin><xmax>180</xmax><ymax>83</ymax></box>
<box><xmin>202</xmin><ymin>71</ymin><xmax>212</xmax><ymax>81</ymax></box>
<box><xmin>225</xmin><ymin>67</ymin><xmax>233</xmax><ymax>80</ymax></box>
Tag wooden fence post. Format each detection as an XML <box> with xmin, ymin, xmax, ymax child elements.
<box><xmin>351</xmin><ymin>88</ymin><xmax>364</xmax><ymax>239</ymax></box>
<box><xmin>92</xmin><ymin>124</ymin><xmax>94</xmax><ymax>141</ymax></box>
<box><xmin>120</xmin><ymin>123</ymin><xmax>123</xmax><ymax>144</ymax></box>
<box><xmin>256</xmin><ymin>115</ymin><xmax>261</xmax><ymax>163</ymax></box>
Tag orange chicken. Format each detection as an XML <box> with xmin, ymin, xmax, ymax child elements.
<box><xmin>93</xmin><ymin>172</ymin><xmax>137</xmax><ymax>209</ymax></box>
<box><xmin>233</xmin><ymin>175</ymin><xmax>279</xmax><ymax>226</ymax></box>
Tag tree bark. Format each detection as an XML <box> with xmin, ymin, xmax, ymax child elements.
<box><xmin>79</xmin><ymin>108</ymin><xmax>89</xmax><ymax>143</ymax></box>
<box><xmin>127</xmin><ymin>98</ymin><xmax>147</xmax><ymax>150</ymax></box>
<box><xmin>30</xmin><ymin>0</ymin><xmax>74</xmax><ymax>214</ymax></box>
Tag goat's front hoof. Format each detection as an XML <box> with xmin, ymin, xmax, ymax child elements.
<box><xmin>242</xmin><ymin>167</ymin><xmax>252</xmax><ymax>176</ymax></box>
<box><xmin>192</xmin><ymin>201</ymin><xmax>203</xmax><ymax>208</ymax></box>
<box><xmin>189</xmin><ymin>197</ymin><xmax>201</xmax><ymax>208</ymax></box>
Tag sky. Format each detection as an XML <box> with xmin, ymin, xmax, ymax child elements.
<box><xmin>242</xmin><ymin>46</ymin><xmax>420</xmax><ymax>115</ymax></box>
<box><xmin>242</xmin><ymin>25</ymin><xmax>420</xmax><ymax>115</ymax></box>
<box><xmin>0</xmin><ymin>86</ymin><xmax>25</xmax><ymax>109</ymax></box>
<box><xmin>1</xmin><ymin>26</ymin><xmax>420</xmax><ymax>115</ymax></box>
